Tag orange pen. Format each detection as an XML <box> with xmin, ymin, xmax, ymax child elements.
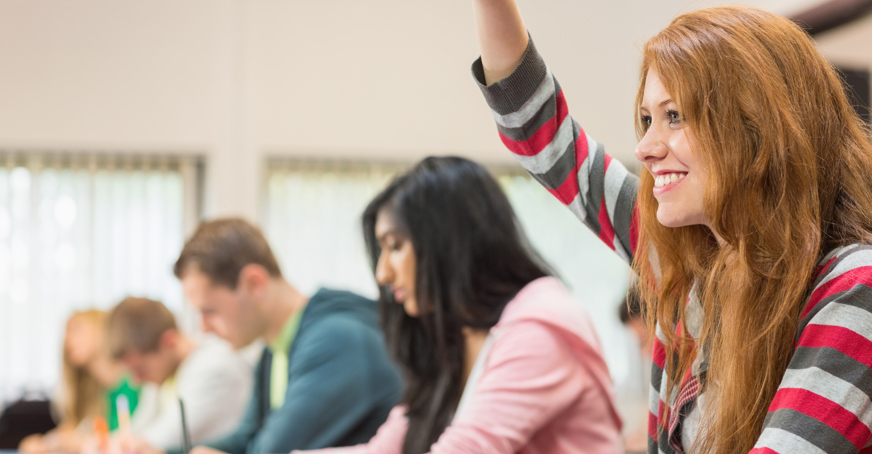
<box><xmin>93</xmin><ymin>416</ymin><xmax>110</xmax><ymax>451</ymax></box>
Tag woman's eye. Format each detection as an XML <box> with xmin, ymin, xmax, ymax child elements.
<box><xmin>641</xmin><ymin>115</ymin><xmax>652</xmax><ymax>130</ymax></box>
<box><xmin>667</xmin><ymin>110</ymin><xmax>683</xmax><ymax>125</ymax></box>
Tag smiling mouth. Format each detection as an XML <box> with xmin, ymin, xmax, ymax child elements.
<box><xmin>652</xmin><ymin>172</ymin><xmax>687</xmax><ymax>195</ymax></box>
<box><xmin>654</xmin><ymin>172</ymin><xmax>686</xmax><ymax>187</ymax></box>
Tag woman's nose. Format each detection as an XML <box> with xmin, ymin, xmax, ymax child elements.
<box><xmin>634</xmin><ymin>127</ymin><xmax>668</xmax><ymax>163</ymax></box>
<box><xmin>374</xmin><ymin>251</ymin><xmax>393</xmax><ymax>286</ymax></box>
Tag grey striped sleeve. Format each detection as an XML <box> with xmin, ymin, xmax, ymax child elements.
<box><xmin>759</xmin><ymin>410</ymin><xmax>856</xmax><ymax>454</ymax></box>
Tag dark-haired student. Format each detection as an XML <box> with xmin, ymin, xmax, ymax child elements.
<box><xmin>298</xmin><ymin>157</ymin><xmax>622</xmax><ymax>454</ymax></box>
<box><xmin>113</xmin><ymin>218</ymin><xmax>403</xmax><ymax>454</ymax></box>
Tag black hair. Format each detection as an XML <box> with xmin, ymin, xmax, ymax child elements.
<box><xmin>619</xmin><ymin>285</ymin><xmax>644</xmax><ymax>325</ymax></box>
<box><xmin>362</xmin><ymin>156</ymin><xmax>552</xmax><ymax>454</ymax></box>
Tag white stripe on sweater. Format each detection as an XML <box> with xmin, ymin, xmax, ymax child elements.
<box><xmin>603</xmin><ymin>160</ymin><xmax>631</xmax><ymax>259</ymax></box>
<box><xmin>649</xmin><ymin>383</ymin><xmax>661</xmax><ymax>416</ymax></box>
<box><xmin>780</xmin><ymin>368</ymin><xmax>872</xmax><ymax>423</ymax></box>
<box><xmin>513</xmin><ymin>115</ymin><xmax>574</xmax><ymax>174</ymax></box>
<box><xmin>603</xmin><ymin>160</ymin><xmax>628</xmax><ymax>221</ymax></box>
<box><xmin>576</xmin><ymin>134</ymin><xmax>599</xmax><ymax>208</ymax></box>
<box><xmin>753</xmin><ymin>428</ymin><xmax>828</xmax><ymax>454</ymax></box>
<box><xmin>491</xmin><ymin>68</ymin><xmax>555</xmax><ymax>129</ymax></box>
<box><xmin>810</xmin><ymin>302</ymin><xmax>872</xmax><ymax>344</ymax></box>
<box><xmin>812</xmin><ymin>248</ymin><xmax>872</xmax><ymax>291</ymax></box>
<box><xmin>819</xmin><ymin>244</ymin><xmax>861</xmax><ymax>265</ymax></box>
<box><xmin>566</xmin><ymin>192</ymin><xmax>588</xmax><ymax>224</ymax></box>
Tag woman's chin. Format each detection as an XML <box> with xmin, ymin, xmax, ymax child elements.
<box><xmin>403</xmin><ymin>300</ymin><xmax>420</xmax><ymax>317</ymax></box>
<box><xmin>656</xmin><ymin>209</ymin><xmax>700</xmax><ymax>229</ymax></box>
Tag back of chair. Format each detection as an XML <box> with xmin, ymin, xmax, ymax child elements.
<box><xmin>0</xmin><ymin>397</ymin><xmax>58</xmax><ymax>449</ymax></box>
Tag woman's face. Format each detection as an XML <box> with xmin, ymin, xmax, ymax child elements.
<box><xmin>65</xmin><ymin>316</ymin><xmax>102</xmax><ymax>367</ymax></box>
<box><xmin>374</xmin><ymin>210</ymin><xmax>419</xmax><ymax>317</ymax></box>
<box><xmin>635</xmin><ymin>69</ymin><xmax>708</xmax><ymax>229</ymax></box>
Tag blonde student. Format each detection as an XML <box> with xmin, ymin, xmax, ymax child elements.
<box><xmin>470</xmin><ymin>1</ymin><xmax>872</xmax><ymax>453</ymax></box>
<box><xmin>19</xmin><ymin>310</ymin><xmax>140</xmax><ymax>454</ymax></box>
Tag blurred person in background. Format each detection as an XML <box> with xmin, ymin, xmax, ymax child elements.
<box><xmin>617</xmin><ymin>287</ymin><xmax>651</xmax><ymax>454</ymax></box>
<box><xmin>298</xmin><ymin>156</ymin><xmax>622</xmax><ymax>454</ymax></box>
<box><xmin>89</xmin><ymin>217</ymin><xmax>403</xmax><ymax>454</ymax></box>
<box><xmin>19</xmin><ymin>310</ymin><xmax>140</xmax><ymax>454</ymax></box>
<box><xmin>619</xmin><ymin>287</ymin><xmax>651</xmax><ymax>357</ymax></box>
<box><xmin>105</xmin><ymin>297</ymin><xmax>251</xmax><ymax>451</ymax></box>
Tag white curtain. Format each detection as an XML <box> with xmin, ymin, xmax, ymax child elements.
<box><xmin>263</xmin><ymin>160</ymin><xmax>634</xmax><ymax>385</ymax></box>
<box><xmin>0</xmin><ymin>153</ymin><xmax>199</xmax><ymax>404</ymax></box>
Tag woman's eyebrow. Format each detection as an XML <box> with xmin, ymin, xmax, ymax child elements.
<box><xmin>375</xmin><ymin>230</ymin><xmax>398</xmax><ymax>243</ymax></box>
<box><xmin>640</xmin><ymin>98</ymin><xmax>673</xmax><ymax>112</ymax></box>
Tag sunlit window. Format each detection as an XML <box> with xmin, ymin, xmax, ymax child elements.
<box><xmin>0</xmin><ymin>152</ymin><xmax>201</xmax><ymax>403</ymax></box>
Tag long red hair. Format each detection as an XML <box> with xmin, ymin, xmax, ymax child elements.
<box><xmin>633</xmin><ymin>6</ymin><xmax>872</xmax><ymax>453</ymax></box>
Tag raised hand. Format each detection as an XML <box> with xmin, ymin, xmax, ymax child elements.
<box><xmin>472</xmin><ymin>0</ymin><xmax>529</xmax><ymax>85</ymax></box>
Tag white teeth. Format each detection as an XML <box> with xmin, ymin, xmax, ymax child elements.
<box><xmin>654</xmin><ymin>173</ymin><xmax>687</xmax><ymax>187</ymax></box>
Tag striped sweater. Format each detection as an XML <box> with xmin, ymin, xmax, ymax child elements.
<box><xmin>472</xmin><ymin>38</ymin><xmax>872</xmax><ymax>454</ymax></box>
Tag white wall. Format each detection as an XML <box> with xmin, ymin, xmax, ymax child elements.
<box><xmin>0</xmin><ymin>0</ymin><xmax>835</xmax><ymax>222</ymax></box>
<box><xmin>814</xmin><ymin>12</ymin><xmax>872</xmax><ymax>70</ymax></box>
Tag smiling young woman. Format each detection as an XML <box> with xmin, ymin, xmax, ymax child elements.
<box><xmin>471</xmin><ymin>1</ymin><xmax>872</xmax><ymax>454</ymax></box>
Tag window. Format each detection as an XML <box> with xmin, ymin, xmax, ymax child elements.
<box><xmin>0</xmin><ymin>152</ymin><xmax>201</xmax><ymax>404</ymax></box>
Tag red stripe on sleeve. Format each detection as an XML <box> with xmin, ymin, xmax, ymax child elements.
<box><xmin>652</xmin><ymin>339</ymin><xmax>667</xmax><ymax>370</ymax></box>
<box><xmin>647</xmin><ymin>410</ymin><xmax>658</xmax><ymax>440</ymax></box>
<box><xmin>657</xmin><ymin>398</ymin><xmax>668</xmax><ymax>430</ymax></box>
<box><xmin>603</xmin><ymin>152</ymin><xmax>613</xmax><ymax>170</ymax></box>
<box><xmin>595</xmin><ymin>155</ymin><xmax>617</xmax><ymax>248</ymax></box>
<box><xmin>748</xmin><ymin>448</ymin><xmax>781</xmax><ymax>454</ymax></box>
<box><xmin>496</xmin><ymin>91</ymin><xmax>570</xmax><ymax>157</ymax></box>
<box><xmin>803</xmin><ymin>266</ymin><xmax>872</xmax><ymax>319</ymax></box>
<box><xmin>796</xmin><ymin>324</ymin><xmax>872</xmax><ymax>366</ymax></box>
<box><xmin>629</xmin><ymin>204</ymin><xmax>640</xmax><ymax>256</ymax></box>
<box><xmin>545</xmin><ymin>171</ymin><xmax>580</xmax><ymax>205</ymax></box>
<box><xmin>813</xmin><ymin>256</ymin><xmax>838</xmax><ymax>279</ymax></box>
<box><xmin>596</xmin><ymin>197</ymin><xmax>616</xmax><ymax>250</ymax></box>
<box><xmin>575</xmin><ymin>124</ymin><xmax>590</xmax><ymax>165</ymax></box>
<box><xmin>768</xmin><ymin>387</ymin><xmax>871</xmax><ymax>449</ymax></box>
<box><xmin>541</xmin><ymin>123</ymin><xmax>592</xmax><ymax>205</ymax></box>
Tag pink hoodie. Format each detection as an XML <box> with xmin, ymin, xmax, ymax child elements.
<box><xmin>298</xmin><ymin>277</ymin><xmax>623</xmax><ymax>454</ymax></box>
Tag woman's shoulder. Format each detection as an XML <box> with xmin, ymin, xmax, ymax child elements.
<box><xmin>809</xmin><ymin>243</ymin><xmax>872</xmax><ymax>293</ymax></box>
<box><xmin>496</xmin><ymin>277</ymin><xmax>607</xmax><ymax>362</ymax></box>
<box><xmin>498</xmin><ymin>277</ymin><xmax>591</xmax><ymax>329</ymax></box>
<box><xmin>799</xmin><ymin>243</ymin><xmax>872</xmax><ymax>336</ymax></box>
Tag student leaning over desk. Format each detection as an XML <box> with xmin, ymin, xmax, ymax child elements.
<box><xmin>109</xmin><ymin>218</ymin><xmax>402</xmax><ymax>454</ymax></box>
<box><xmin>297</xmin><ymin>157</ymin><xmax>622</xmax><ymax>454</ymax></box>
<box><xmin>104</xmin><ymin>297</ymin><xmax>252</xmax><ymax>451</ymax></box>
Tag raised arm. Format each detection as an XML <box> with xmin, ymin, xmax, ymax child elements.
<box><xmin>471</xmin><ymin>1</ymin><xmax>640</xmax><ymax>263</ymax></box>
<box><xmin>472</xmin><ymin>0</ymin><xmax>528</xmax><ymax>85</ymax></box>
